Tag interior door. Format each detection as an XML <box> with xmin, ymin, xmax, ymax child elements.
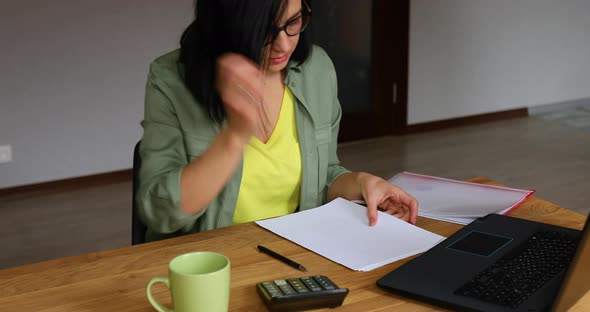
<box><xmin>311</xmin><ymin>0</ymin><xmax>410</xmax><ymax>142</ymax></box>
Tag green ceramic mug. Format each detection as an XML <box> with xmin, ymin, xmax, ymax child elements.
<box><xmin>146</xmin><ymin>252</ymin><xmax>231</xmax><ymax>312</ymax></box>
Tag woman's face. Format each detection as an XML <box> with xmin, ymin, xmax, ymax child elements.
<box><xmin>264</xmin><ymin>0</ymin><xmax>303</xmax><ymax>75</ymax></box>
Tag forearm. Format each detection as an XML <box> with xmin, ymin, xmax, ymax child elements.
<box><xmin>327</xmin><ymin>172</ymin><xmax>371</xmax><ymax>202</ymax></box>
<box><xmin>180</xmin><ymin>127</ymin><xmax>248</xmax><ymax>215</ymax></box>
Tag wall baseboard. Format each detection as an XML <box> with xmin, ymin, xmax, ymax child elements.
<box><xmin>0</xmin><ymin>169</ymin><xmax>132</xmax><ymax>198</ymax></box>
<box><xmin>405</xmin><ymin>108</ymin><xmax>529</xmax><ymax>134</ymax></box>
<box><xmin>0</xmin><ymin>108</ymin><xmax>530</xmax><ymax>197</ymax></box>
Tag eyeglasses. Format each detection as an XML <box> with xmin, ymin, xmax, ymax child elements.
<box><xmin>265</xmin><ymin>0</ymin><xmax>312</xmax><ymax>45</ymax></box>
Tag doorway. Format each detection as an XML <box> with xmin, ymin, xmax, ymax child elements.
<box><xmin>311</xmin><ymin>0</ymin><xmax>410</xmax><ymax>142</ymax></box>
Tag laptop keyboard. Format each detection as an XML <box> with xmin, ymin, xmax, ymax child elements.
<box><xmin>454</xmin><ymin>230</ymin><xmax>579</xmax><ymax>308</ymax></box>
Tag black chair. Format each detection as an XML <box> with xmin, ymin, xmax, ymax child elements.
<box><xmin>132</xmin><ymin>140</ymin><xmax>147</xmax><ymax>245</ymax></box>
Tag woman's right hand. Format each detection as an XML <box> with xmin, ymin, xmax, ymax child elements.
<box><xmin>216</xmin><ymin>53</ymin><xmax>266</xmax><ymax>143</ymax></box>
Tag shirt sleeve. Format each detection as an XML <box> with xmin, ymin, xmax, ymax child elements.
<box><xmin>323</xmin><ymin>56</ymin><xmax>350</xmax><ymax>202</ymax></box>
<box><xmin>136</xmin><ymin>68</ymin><xmax>204</xmax><ymax>234</ymax></box>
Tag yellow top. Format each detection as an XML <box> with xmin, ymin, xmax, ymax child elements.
<box><xmin>233</xmin><ymin>87</ymin><xmax>302</xmax><ymax>224</ymax></box>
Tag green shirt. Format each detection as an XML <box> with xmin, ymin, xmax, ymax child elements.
<box><xmin>137</xmin><ymin>46</ymin><xmax>349</xmax><ymax>242</ymax></box>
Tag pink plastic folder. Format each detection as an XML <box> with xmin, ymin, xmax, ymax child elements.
<box><xmin>388</xmin><ymin>172</ymin><xmax>535</xmax><ymax>225</ymax></box>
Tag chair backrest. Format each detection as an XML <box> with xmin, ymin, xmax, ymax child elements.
<box><xmin>132</xmin><ymin>140</ymin><xmax>147</xmax><ymax>245</ymax></box>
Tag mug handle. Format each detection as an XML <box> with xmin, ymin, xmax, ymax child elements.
<box><xmin>146</xmin><ymin>276</ymin><xmax>173</xmax><ymax>312</ymax></box>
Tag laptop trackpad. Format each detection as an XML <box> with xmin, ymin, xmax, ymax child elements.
<box><xmin>447</xmin><ymin>231</ymin><xmax>513</xmax><ymax>257</ymax></box>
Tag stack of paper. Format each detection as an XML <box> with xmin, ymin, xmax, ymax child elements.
<box><xmin>256</xmin><ymin>198</ymin><xmax>445</xmax><ymax>272</ymax></box>
<box><xmin>388</xmin><ymin>172</ymin><xmax>535</xmax><ymax>225</ymax></box>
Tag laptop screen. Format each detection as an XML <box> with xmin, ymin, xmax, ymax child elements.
<box><xmin>553</xmin><ymin>215</ymin><xmax>590</xmax><ymax>311</ymax></box>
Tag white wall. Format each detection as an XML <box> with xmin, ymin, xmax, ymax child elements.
<box><xmin>0</xmin><ymin>0</ymin><xmax>193</xmax><ymax>188</ymax></box>
<box><xmin>3</xmin><ymin>0</ymin><xmax>590</xmax><ymax>188</ymax></box>
<box><xmin>409</xmin><ymin>0</ymin><xmax>590</xmax><ymax>125</ymax></box>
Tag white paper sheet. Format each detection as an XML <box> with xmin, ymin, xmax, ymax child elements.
<box><xmin>256</xmin><ymin>198</ymin><xmax>445</xmax><ymax>272</ymax></box>
<box><xmin>389</xmin><ymin>172</ymin><xmax>535</xmax><ymax>224</ymax></box>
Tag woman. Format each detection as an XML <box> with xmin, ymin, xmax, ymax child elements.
<box><xmin>137</xmin><ymin>0</ymin><xmax>417</xmax><ymax>242</ymax></box>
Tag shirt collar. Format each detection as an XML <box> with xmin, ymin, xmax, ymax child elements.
<box><xmin>284</xmin><ymin>61</ymin><xmax>315</xmax><ymax>124</ymax></box>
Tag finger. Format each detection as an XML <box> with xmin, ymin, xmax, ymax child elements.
<box><xmin>234</xmin><ymin>77</ymin><xmax>263</xmax><ymax>103</ymax></box>
<box><xmin>365</xmin><ymin>197</ymin><xmax>378</xmax><ymax>226</ymax></box>
<box><xmin>377</xmin><ymin>200</ymin><xmax>396</xmax><ymax>214</ymax></box>
<box><xmin>217</xmin><ymin>54</ymin><xmax>262</xmax><ymax>90</ymax></box>
<box><xmin>375</xmin><ymin>197</ymin><xmax>404</xmax><ymax>221</ymax></box>
<box><xmin>377</xmin><ymin>198</ymin><xmax>400</xmax><ymax>212</ymax></box>
<box><xmin>398</xmin><ymin>193</ymin><xmax>418</xmax><ymax>224</ymax></box>
<box><xmin>382</xmin><ymin>208</ymin><xmax>395</xmax><ymax>215</ymax></box>
<box><xmin>401</xmin><ymin>207</ymin><xmax>411</xmax><ymax>222</ymax></box>
<box><xmin>396</xmin><ymin>203</ymin><xmax>413</xmax><ymax>223</ymax></box>
<box><xmin>379</xmin><ymin>198</ymin><xmax>413</xmax><ymax>224</ymax></box>
<box><xmin>409</xmin><ymin>197</ymin><xmax>418</xmax><ymax>224</ymax></box>
<box><xmin>392</xmin><ymin>210</ymin><xmax>409</xmax><ymax>222</ymax></box>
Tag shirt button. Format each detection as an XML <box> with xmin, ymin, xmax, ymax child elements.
<box><xmin>290</xmin><ymin>82</ymin><xmax>296</xmax><ymax>88</ymax></box>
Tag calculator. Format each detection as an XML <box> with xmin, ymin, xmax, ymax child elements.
<box><xmin>256</xmin><ymin>275</ymin><xmax>349</xmax><ymax>311</ymax></box>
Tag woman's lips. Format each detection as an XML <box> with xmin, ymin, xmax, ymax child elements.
<box><xmin>270</xmin><ymin>55</ymin><xmax>288</xmax><ymax>65</ymax></box>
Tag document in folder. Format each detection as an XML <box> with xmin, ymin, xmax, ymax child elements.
<box><xmin>388</xmin><ymin>172</ymin><xmax>535</xmax><ymax>225</ymax></box>
<box><xmin>256</xmin><ymin>198</ymin><xmax>445</xmax><ymax>272</ymax></box>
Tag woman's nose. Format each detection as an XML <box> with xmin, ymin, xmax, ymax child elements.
<box><xmin>272</xmin><ymin>31</ymin><xmax>293</xmax><ymax>52</ymax></box>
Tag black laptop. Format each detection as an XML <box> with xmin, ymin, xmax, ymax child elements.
<box><xmin>377</xmin><ymin>213</ymin><xmax>590</xmax><ymax>312</ymax></box>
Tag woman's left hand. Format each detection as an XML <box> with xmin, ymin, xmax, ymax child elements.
<box><xmin>329</xmin><ymin>172</ymin><xmax>419</xmax><ymax>226</ymax></box>
<box><xmin>357</xmin><ymin>173</ymin><xmax>418</xmax><ymax>226</ymax></box>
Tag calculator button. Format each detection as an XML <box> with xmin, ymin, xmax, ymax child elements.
<box><xmin>277</xmin><ymin>283</ymin><xmax>297</xmax><ymax>295</ymax></box>
<box><xmin>300</xmin><ymin>276</ymin><xmax>323</xmax><ymax>292</ymax></box>
<box><xmin>267</xmin><ymin>290</ymin><xmax>281</xmax><ymax>298</ymax></box>
<box><xmin>313</xmin><ymin>275</ymin><xmax>337</xmax><ymax>290</ymax></box>
<box><xmin>262</xmin><ymin>283</ymin><xmax>282</xmax><ymax>298</ymax></box>
<box><xmin>287</xmin><ymin>278</ymin><xmax>310</xmax><ymax>293</ymax></box>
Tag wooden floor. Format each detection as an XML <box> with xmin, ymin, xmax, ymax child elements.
<box><xmin>1</xmin><ymin>116</ymin><xmax>589</xmax><ymax>269</ymax></box>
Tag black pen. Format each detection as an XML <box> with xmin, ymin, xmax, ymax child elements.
<box><xmin>257</xmin><ymin>245</ymin><xmax>308</xmax><ymax>272</ymax></box>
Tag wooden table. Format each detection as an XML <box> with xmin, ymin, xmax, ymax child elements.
<box><xmin>0</xmin><ymin>178</ymin><xmax>587</xmax><ymax>311</ymax></box>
